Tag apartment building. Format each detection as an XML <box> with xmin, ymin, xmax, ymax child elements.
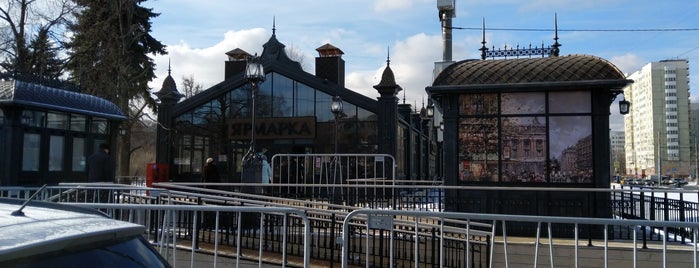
<box><xmin>624</xmin><ymin>59</ymin><xmax>691</xmax><ymax>178</ymax></box>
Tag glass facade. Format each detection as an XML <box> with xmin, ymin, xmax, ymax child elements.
<box><xmin>458</xmin><ymin>91</ymin><xmax>593</xmax><ymax>184</ymax></box>
<box><xmin>15</xmin><ymin>109</ymin><xmax>112</xmax><ymax>176</ymax></box>
<box><xmin>172</xmin><ymin>72</ymin><xmax>378</xmax><ymax>181</ymax></box>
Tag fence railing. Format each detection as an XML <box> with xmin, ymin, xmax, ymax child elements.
<box><xmin>0</xmin><ymin>184</ymin><xmax>699</xmax><ymax>267</ymax></box>
<box><xmin>342</xmin><ymin>209</ymin><xmax>699</xmax><ymax>268</ymax></box>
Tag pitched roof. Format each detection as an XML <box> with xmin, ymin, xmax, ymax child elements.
<box><xmin>432</xmin><ymin>54</ymin><xmax>630</xmax><ymax>90</ymax></box>
<box><xmin>0</xmin><ymin>80</ymin><xmax>126</xmax><ymax>120</ymax></box>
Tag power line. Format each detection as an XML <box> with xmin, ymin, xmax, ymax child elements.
<box><xmin>449</xmin><ymin>26</ymin><xmax>699</xmax><ymax>32</ymax></box>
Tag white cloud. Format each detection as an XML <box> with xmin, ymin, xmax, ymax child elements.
<box><xmin>373</xmin><ymin>0</ymin><xmax>416</xmax><ymax>12</ymax></box>
<box><xmin>609</xmin><ymin>53</ymin><xmax>646</xmax><ymax>75</ymax></box>
<box><xmin>151</xmin><ymin>28</ymin><xmax>268</xmax><ymax>90</ymax></box>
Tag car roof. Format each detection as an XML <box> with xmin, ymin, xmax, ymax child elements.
<box><xmin>0</xmin><ymin>197</ymin><xmax>145</xmax><ymax>262</ymax></box>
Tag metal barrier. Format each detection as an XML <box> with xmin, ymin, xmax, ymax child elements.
<box><xmin>4</xmin><ymin>175</ymin><xmax>699</xmax><ymax>267</ymax></box>
<box><xmin>152</xmin><ymin>182</ymin><xmax>481</xmax><ymax>267</ymax></box>
<box><xmin>342</xmin><ymin>209</ymin><xmax>699</xmax><ymax>268</ymax></box>
<box><xmin>72</xmin><ymin>203</ymin><xmax>311</xmax><ymax>268</ymax></box>
<box><xmin>269</xmin><ymin>154</ymin><xmax>397</xmax><ymax>206</ymax></box>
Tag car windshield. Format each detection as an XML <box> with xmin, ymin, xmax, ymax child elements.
<box><xmin>1</xmin><ymin>236</ymin><xmax>170</xmax><ymax>268</ymax></box>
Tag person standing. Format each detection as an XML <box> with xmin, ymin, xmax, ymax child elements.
<box><xmin>86</xmin><ymin>143</ymin><xmax>114</xmax><ymax>182</ymax></box>
<box><xmin>202</xmin><ymin>157</ymin><xmax>220</xmax><ymax>184</ymax></box>
<box><xmin>261</xmin><ymin>154</ymin><xmax>272</xmax><ymax>194</ymax></box>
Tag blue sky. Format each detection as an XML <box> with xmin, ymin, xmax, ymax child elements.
<box><xmin>144</xmin><ymin>0</ymin><xmax>699</xmax><ymax>131</ymax></box>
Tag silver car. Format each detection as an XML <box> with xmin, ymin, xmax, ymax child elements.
<box><xmin>0</xmin><ymin>197</ymin><xmax>170</xmax><ymax>267</ymax></box>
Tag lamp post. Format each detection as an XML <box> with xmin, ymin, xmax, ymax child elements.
<box><xmin>241</xmin><ymin>54</ymin><xmax>265</xmax><ymax>193</ymax></box>
<box><xmin>331</xmin><ymin>96</ymin><xmax>343</xmax><ymax>155</ymax></box>
<box><xmin>331</xmin><ymin>96</ymin><xmax>343</xmax><ymax>203</ymax></box>
<box><xmin>244</xmin><ymin>54</ymin><xmax>265</xmax><ymax>161</ymax></box>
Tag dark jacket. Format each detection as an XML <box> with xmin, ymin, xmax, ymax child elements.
<box><xmin>202</xmin><ymin>163</ymin><xmax>220</xmax><ymax>183</ymax></box>
<box><xmin>87</xmin><ymin>150</ymin><xmax>114</xmax><ymax>182</ymax></box>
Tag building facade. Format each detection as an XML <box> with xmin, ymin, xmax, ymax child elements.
<box><xmin>623</xmin><ymin>59</ymin><xmax>691</xmax><ymax>178</ymax></box>
<box><xmin>426</xmin><ymin>54</ymin><xmax>631</xmax><ymax>220</ymax></box>
<box><xmin>0</xmin><ymin>76</ymin><xmax>125</xmax><ymax>186</ymax></box>
<box><xmin>690</xmin><ymin>103</ymin><xmax>699</xmax><ymax>179</ymax></box>
<box><xmin>154</xmin><ymin>30</ymin><xmax>438</xmax><ymax>183</ymax></box>
<box><xmin>610</xmin><ymin>130</ymin><xmax>626</xmax><ymax>177</ymax></box>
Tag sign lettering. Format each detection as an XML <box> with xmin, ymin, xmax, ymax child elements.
<box><xmin>229</xmin><ymin>116</ymin><xmax>316</xmax><ymax>140</ymax></box>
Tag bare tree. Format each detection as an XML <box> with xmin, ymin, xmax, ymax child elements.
<box><xmin>285</xmin><ymin>45</ymin><xmax>307</xmax><ymax>71</ymax></box>
<box><xmin>181</xmin><ymin>74</ymin><xmax>204</xmax><ymax>99</ymax></box>
<box><xmin>0</xmin><ymin>0</ymin><xmax>76</xmax><ymax>74</ymax></box>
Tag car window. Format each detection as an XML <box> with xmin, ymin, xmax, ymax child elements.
<box><xmin>1</xmin><ymin>236</ymin><xmax>170</xmax><ymax>268</ymax></box>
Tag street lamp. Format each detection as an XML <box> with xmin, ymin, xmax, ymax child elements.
<box><xmin>331</xmin><ymin>96</ymin><xmax>343</xmax><ymax>203</ymax></box>
<box><xmin>619</xmin><ymin>95</ymin><xmax>631</xmax><ymax>115</ymax></box>
<box><xmin>243</xmin><ymin>54</ymin><xmax>265</xmax><ymax>161</ymax></box>
<box><xmin>331</xmin><ymin>96</ymin><xmax>343</xmax><ymax>154</ymax></box>
<box><xmin>241</xmin><ymin>54</ymin><xmax>265</xmax><ymax>192</ymax></box>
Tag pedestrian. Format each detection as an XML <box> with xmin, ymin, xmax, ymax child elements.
<box><xmin>86</xmin><ymin>143</ymin><xmax>114</xmax><ymax>182</ymax></box>
<box><xmin>202</xmin><ymin>157</ymin><xmax>220</xmax><ymax>184</ymax></box>
<box><xmin>261</xmin><ymin>154</ymin><xmax>272</xmax><ymax>193</ymax></box>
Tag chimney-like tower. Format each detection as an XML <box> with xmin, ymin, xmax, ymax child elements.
<box><xmin>224</xmin><ymin>48</ymin><xmax>252</xmax><ymax>80</ymax></box>
<box><xmin>315</xmin><ymin>43</ymin><xmax>345</xmax><ymax>87</ymax></box>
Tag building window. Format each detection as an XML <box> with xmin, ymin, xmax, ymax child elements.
<box><xmin>21</xmin><ymin>110</ymin><xmax>45</xmax><ymax>127</ymax></box>
<box><xmin>22</xmin><ymin>133</ymin><xmax>40</xmax><ymax>171</ymax></box>
<box><xmin>49</xmin><ymin>135</ymin><xmax>64</xmax><ymax>171</ymax></box>
<box><xmin>91</xmin><ymin>118</ymin><xmax>109</xmax><ymax>134</ymax></box>
<box><xmin>72</xmin><ymin>138</ymin><xmax>86</xmax><ymax>171</ymax></box>
<box><xmin>71</xmin><ymin>115</ymin><xmax>87</xmax><ymax>132</ymax></box>
<box><xmin>47</xmin><ymin>112</ymin><xmax>68</xmax><ymax>130</ymax></box>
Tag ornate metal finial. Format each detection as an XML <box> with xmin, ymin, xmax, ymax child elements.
<box><xmin>480</xmin><ymin>17</ymin><xmax>488</xmax><ymax>60</ymax></box>
<box><xmin>386</xmin><ymin>46</ymin><xmax>391</xmax><ymax>66</ymax></box>
<box><xmin>272</xmin><ymin>17</ymin><xmax>276</xmax><ymax>35</ymax></box>
<box><xmin>551</xmin><ymin>13</ymin><xmax>561</xmax><ymax>57</ymax></box>
<box><xmin>402</xmin><ymin>87</ymin><xmax>406</xmax><ymax>104</ymax></box>
<box><xmin>167</xmin><ymin>58</ymin><xmax>172</xmax><ymax>76</ymax></box>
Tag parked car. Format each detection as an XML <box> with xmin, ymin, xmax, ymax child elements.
<box><xmin>0</xmin><ymin>197</ymin><xmax>171</xmax><ymax>267</ymax></box>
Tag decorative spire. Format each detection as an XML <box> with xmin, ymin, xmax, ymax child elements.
<box><xmin>386</xmin><ymin>46</ymin><xmax>391</xmax><ymax>66</ymax></box>
<box><xmin>551</xmin><ymin>13</ymin><xmax>561</xmax><ymax>57</ymax></box>
<box><xmin>402</xmin><ymin>88</ymin><xmax>406</xmax><ymax>104</ymax></box>
<box><xmin>272</xmin><ymin>17</ymin><xmax>276</xmax><ymax>36</ymax></box>
<box><xmin>374</xmin><ymin>46</ymin><xmax>401</xmax><ymax>96</ymax></box>
<box><xmin>480</xmin><ymin>17</ymin><xmax>488</xmax><ymax>60</ymax></box>
<box><xmin>167</xmin><ymin>58</ymin><xmax>172</xmax><ymax>76</ymax></box>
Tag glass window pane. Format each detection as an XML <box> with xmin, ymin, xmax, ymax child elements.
<box><xmin>47</xmin><ymin>113</ymin><xmax>68</xmax><ymax>129</ymax></box>
<box><xmin>358</xmin><ymin>107</ymin><xmax>377</xmax><ymax>121</ymax></box>
<box><xmin>458</xmin><ymin>117</ymin><xmax>499</xmax><ymax>182</ymax></box>
<box><xmin>73</xmin><ymin>138</ymin><xmax>86</xmax><ymax>171</ymax></box>
<box><xmin>22</xmin><ymin>133</ymin><xmax>40</xmax><ymax>171</ymax></box>
<box><xmin>272</xmin><ymin>73</ymin><xmax>293</xmax><ymax>117</ymax></box>
<box><xmin>257</xmin><ymin>77</ymin><xmax>272</xmax><ymax>118</ymax></box>
<box><xmin>549</xmin><ymin>116</ymin><xmax>593</xmax><ymax>183</ymax></box>
<box><xmin>342</xmin><ymin>102</ymin><xmax>357</xmax><ymax>120</ymax></box>
<box><xmin>315</xmin><ymin>91</ymin><xmax>333</xmax><ymax>122</ymax></box>
<box><xmin>549</xmin><ymin>91</ymin><xmax>591</xmax><ymax>113</ymax></box>
<box><xmin>21</xmin><ymin>110</ymin><xmax>45</xmax><ymax>127</ymax></box>
<box><xmin>501</xmin><ymin>117</ymin><xmax>547</xmax><ymax>183</ymax></box>
<box><xmin>501</xmin><ymin>92</ymin><xmax>545</xmax><ymax>114</ymax></box>
<box><xmin>296</xmin><ymin>83</ymin><xmax>315</xmax><ymax>117</ymax></box>
<box><xmin>91</xmin><ymin>118</ymin><xmax>108</xmax><ymax>134</ymax></box>
<box><xmin>460</xmin><ymin>94</ymin><xmax>498</xmax><ymax>115</ymax></box>
<box><xmin>71</xmin><ymin>115</ymin><xmax>87</xmax><ymax>132</ymax></box>
<box><xmin>49</xmin><ymin>135</ymin><xmax>64</xmax><ymax>171</ymax></box>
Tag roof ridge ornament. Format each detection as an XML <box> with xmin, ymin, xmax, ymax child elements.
<box><xmin>481</xmin><ymin>13</ymin><xmax>561</xmax><ymax>60</ymax></box>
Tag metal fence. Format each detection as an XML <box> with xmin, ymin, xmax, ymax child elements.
<box><xmin>3</xmin><ymin>183</ymin><xmax>699</xmax><ymax>267</ymax></box>
<box><xmin>342</xmin><ymin>209</ymin><xmax>699</xmax><ymax>268</ymax></box>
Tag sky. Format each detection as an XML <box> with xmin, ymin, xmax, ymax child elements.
<box><xmin>143</xmin><ymin>0</ymin><xmax>699</xmax><ymax>131</ymax></box>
